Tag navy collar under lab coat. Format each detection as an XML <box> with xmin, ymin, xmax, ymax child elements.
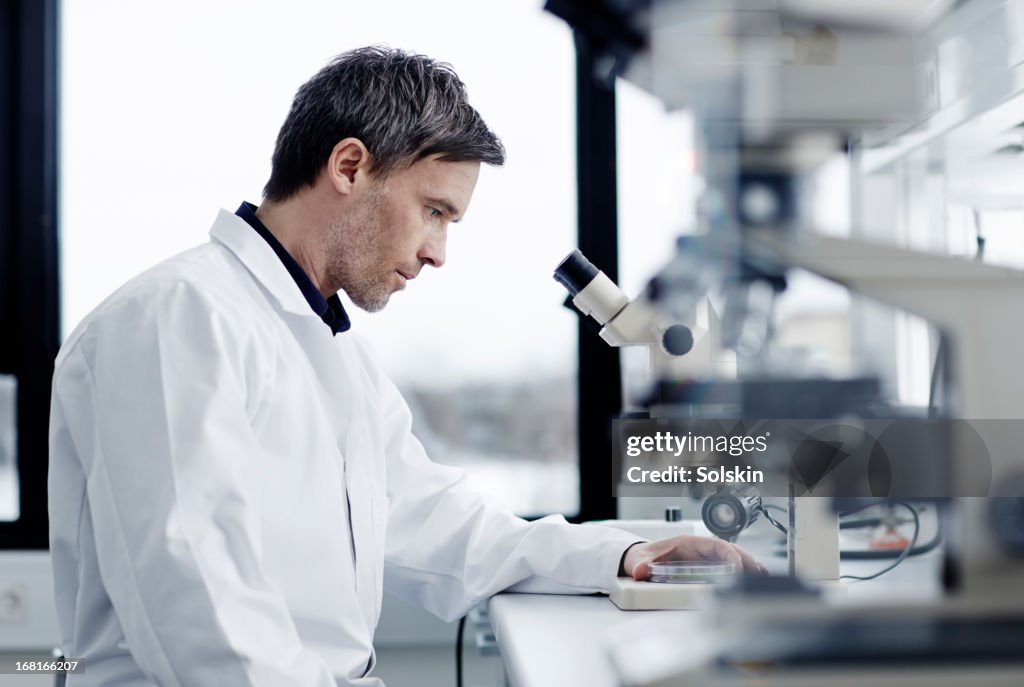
<box><xmin>235</xmin><ymin>201</ymin><xmax>351</xmax><ymax>335</ymax></box>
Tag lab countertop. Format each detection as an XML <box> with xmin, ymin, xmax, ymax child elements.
<box><xmin>489</xmin><ymin>542</ymin><xmax>943</xmax><ymax>687</ymax></box>
<box><xmin>489</xmin><ymin>593</ymin><xmax>674</xmax><ymax>687</ymax></box>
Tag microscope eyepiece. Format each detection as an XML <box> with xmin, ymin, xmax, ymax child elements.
<box><xmin>553</xmin><ymin>249</ymin><xmax>599</xmax><ymax>296</ymax></box>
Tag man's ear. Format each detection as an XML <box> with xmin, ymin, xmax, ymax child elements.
<box><xmin>326</xmin><ymin>138</ymin><xmax>371</xmax><ymax>194</ymax></box>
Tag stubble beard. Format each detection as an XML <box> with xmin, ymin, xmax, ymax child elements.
<box><xmin>326</xmin><ymin>189</ymin><xmax>394</xmax><ymax>313</ymax></box>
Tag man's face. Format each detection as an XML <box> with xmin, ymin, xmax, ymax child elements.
<box><xmin>327</xmin><ymin>155</ymin><xmax>480</xmax><ymax>312</ymax></box>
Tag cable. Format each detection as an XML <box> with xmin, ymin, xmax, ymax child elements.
<box><xmin>757</xmin><ymin>506</ymin><xmax>893</xmax><ymax>537</ymax></box>
<box><xmin>757</xmin><ymin>506</ymin><xmax>907</xmax><ymax>536</ymax></box>
<box><xmin>837</xmin><ymin>500</ymin><xmax>898</xmax><ymax>519</ymax></box>
<box><xmin>758</xmin><ymin>504</ymin><xmax>787</xmax><ymax>534</ymax></box>
<box><xmin>840</xmin><ymin>502</ymin><xmax>920</xmax><ymax>581</ymax></box>
<box><xmin>841</xmin><ymin>516</ymin><xmax>883</xmax><ymax>529</ymax></box>
<box><xmin>840</xmin><ymin>515</ymin><xmax>919</xmax><ymax>530</ymax></box>
<box><xmin>840</xmin><ymin>522</ymin><xmax>941</xmax><ymax>560</ymax></box>
<box><xmin>456</xmin><ymin>615</ymin><xmax>466</xmax><ymax>687</ymax></box>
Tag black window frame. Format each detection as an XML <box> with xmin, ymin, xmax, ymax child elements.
<box><xmin>570</xmin><ymin>29</ymin><xmax>621</xmax><ymax>523</ymax></box>
<box><xmin>0</xmin><ymin>0</ymin><xmax>61</xmax><ymax>550</ymax></box>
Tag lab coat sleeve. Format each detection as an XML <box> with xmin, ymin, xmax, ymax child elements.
<box><xmin>374</xmin><ymin>364</ymin><xmax>639</xmax><ymax>622</ymax></box>
<box><xmin>54</xmin><ymin>282</ymin><xmax>339</xmax><ymax>687</ymax></box>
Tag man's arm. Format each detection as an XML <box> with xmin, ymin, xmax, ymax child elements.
<box><xmin>52</xmin><ymin>283</ymin><xmax>338</xmax><ymax>687</ymax></box>
<box><xmin>364</xmin><ymin>342</ymin><xmax>765</xmax><ymax>620</ymax></box>
<box><xmin>361</xmin><ymin>355</ymin><xmax>639</xmax><ymax>620</ymax></box>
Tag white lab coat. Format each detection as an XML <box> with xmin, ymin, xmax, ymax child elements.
<box><xmin>48</xmin><ymin>209</ymin><xmax>638</xmax><ymax>687</ymax></box>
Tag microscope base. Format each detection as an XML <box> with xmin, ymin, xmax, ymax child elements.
<box><xmin>608</xmin><ymin>578</ymin><xmax>716</xmax><ymax>610</ymax></box>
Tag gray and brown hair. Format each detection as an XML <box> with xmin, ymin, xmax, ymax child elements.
<box><xmin>263</xmin><ymin>46</ymin><xmax>505</xmax><ymax>202</ymax></box>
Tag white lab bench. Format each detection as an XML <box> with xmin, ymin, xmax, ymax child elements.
<box><xmin>489</xmin><ymin>544</ymin><xmax>943</xmax><ymax>687</ymax></box>
<box><xmin>489</xmin><ymin>593</ymin><xmax>683</xmax><ymax>687</ymax></box>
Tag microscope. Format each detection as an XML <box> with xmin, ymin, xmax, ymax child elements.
<box><xmin>555</xmin><ymin>244</ymin><xmax>844</xmax><ymax>604</ymax></box>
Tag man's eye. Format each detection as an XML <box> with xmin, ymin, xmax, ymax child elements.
<box><xmin>427</xmin><ymin>207</ymin><xmax>442</xmax><ymax>218</ymax></box>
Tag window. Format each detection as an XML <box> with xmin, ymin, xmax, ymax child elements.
<box><xmin>60</xmin><ymin>0</ymin><xmax>580</xmax><ymax>516</ymax></box>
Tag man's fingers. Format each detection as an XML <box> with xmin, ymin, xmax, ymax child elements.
<box><xmin>719</xmin><ymin>543</ymin><xmax>743</xmax><ymax>569</ymax></box>
<box><xmin>692</xmin><ymin>536</ymin><xmax>742</xmax><ymax>567</ymax></box>
<box><xmin>729</xmin><ymin>543</ymin><xmax>764</xmax><ymax>574</ymax></box>
<box><xmin>632</xmin><ymin>559</ymin><xmax>652</xmax><ymax>581</ymax></box>
<box><xmin>691</xmin><ymin>536</ymin><xmax>767</xmax><ymax>575</ymax></box>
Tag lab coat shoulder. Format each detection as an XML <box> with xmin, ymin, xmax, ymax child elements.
<box><xmin>57</xmin><ymin>242</ymin><xmax>279</xmax><ymax>414</ymax></box>
<box><xmin>63</xmin><ymin>241</ymin><xmax>276</xmax><ymax>348</ymax></box>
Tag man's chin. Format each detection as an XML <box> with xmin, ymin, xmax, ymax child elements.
<box><xmin>351</xmin><ymin>290</ymin><xmax>392</xmax><ymax>314</ymax></box>
<box><xmin>359</xmin><ymin>302</ymin><xmax>388</xmax><ymax>314</ymax></box>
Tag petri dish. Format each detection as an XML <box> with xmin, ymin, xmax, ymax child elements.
<box><xmin>648</xmin><ymin>560</ymin><xmax>738</xmax><ymax>584</ymax></box>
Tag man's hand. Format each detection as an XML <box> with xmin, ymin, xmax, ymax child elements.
<box><xmin>620</xmin><ymin>535</ymin><xmax>766</xmax><ymax>579</ymax></box>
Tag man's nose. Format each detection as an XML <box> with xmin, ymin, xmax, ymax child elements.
<box><xmin>418</xmin><ymin>226</ymin><xmax>447</xmax><ymax>269</ymax></box>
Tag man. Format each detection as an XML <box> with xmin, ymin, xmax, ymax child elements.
<box><xmin>49</xmin><ymin>47</ymin><xmax>761</xmax><ymax>686</ymax></box>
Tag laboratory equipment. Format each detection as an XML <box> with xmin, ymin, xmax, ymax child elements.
<box><xmin>548</xmin><ymin>0</ymin><xmax>1024</xmax><ymax>683</ymax></box>
<box><xmin>648</xmin><ymin>560</ymin><xmax>737</xmax><ymax>584</ymax></box>
<box><xmin>555</xmin><ymin>251</ymin><xmax>845</xmax><ymax>584</ymax></box>
<box><xmin>700</xmin><ymin>487</ymin><xmax>761</xmax><ymax>542</ymax></box>
<box><xmin>554</xmin><ymin>249</ymin><xmax>729</xmax><ymax>382</ymax></box>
